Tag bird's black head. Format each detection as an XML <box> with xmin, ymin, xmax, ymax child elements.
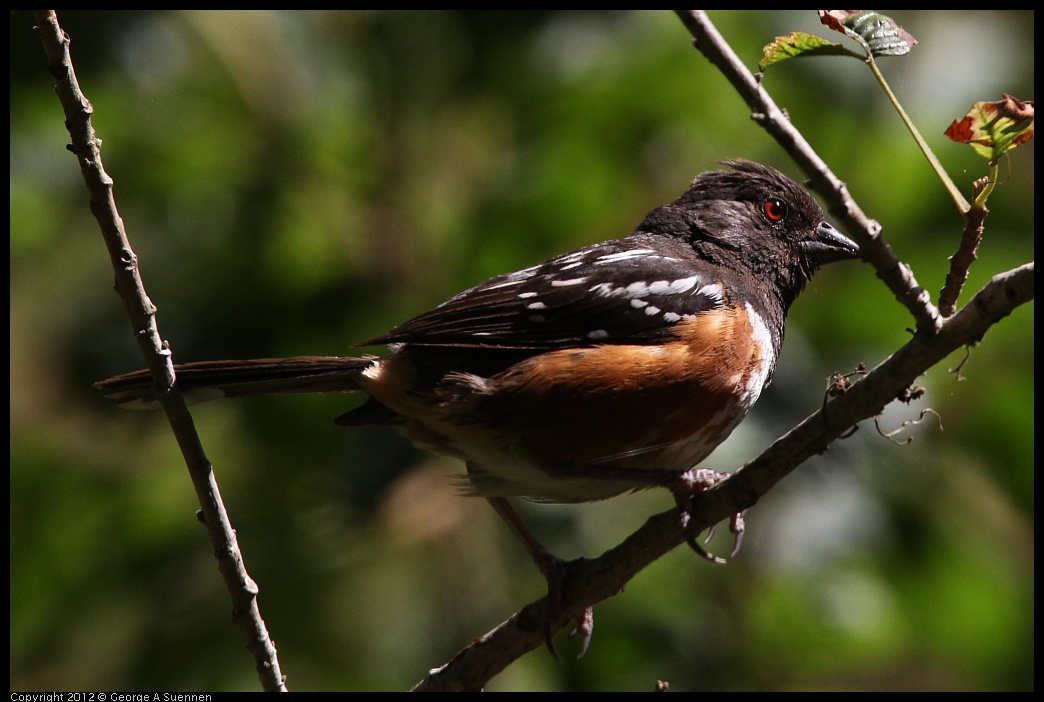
<box><xmin>642</xmin><ymin>159</ymin><xmax>859</xmax><ymax>311</ymax></box>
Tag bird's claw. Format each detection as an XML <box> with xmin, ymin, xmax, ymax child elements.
<box><xmin>540</xmin><ymin>556</ymin><xmax>595</xmax><ymax>660</ymax></box>
<box><xmin>673</xmin><ymin>468</ymin><xmax>746</xmax><ymax>563</ymax></box>
<box><xmin>569</xmin><ymin>606</ymin><xmax>595</xmax><ymax>659</ymax></box>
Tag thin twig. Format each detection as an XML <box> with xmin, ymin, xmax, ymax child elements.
<box><xmin>32</xmin><ymin>10</ymin><xmax>287</xmax><ymax>692</ymax></box>
<box><xmin>939</xmin><ymin>172</ymin><xmax>994</xmax><ymax>316</ymax></box>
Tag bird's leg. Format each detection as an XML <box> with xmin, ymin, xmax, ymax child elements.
<box><xmin>484</xmin><ymin>496</ymin><xmax>594</xmax><ymax>660</ymax></box>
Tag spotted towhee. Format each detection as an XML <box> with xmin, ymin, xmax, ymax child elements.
<box><xmin>96</xmin><ymin>159</ymin><xmax>859</xmax><ymax>656</ymax></box>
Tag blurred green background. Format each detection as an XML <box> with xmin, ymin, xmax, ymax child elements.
<box><xmin>10</xmin><ymin>10</ymin><xmax>1033</xmax><ymax>692</ymax></box>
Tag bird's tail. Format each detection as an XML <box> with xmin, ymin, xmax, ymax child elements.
<box><xmin>94</xmin><ymin>356</ymin><xmax>375</xmax><ymax>410</ymax></box>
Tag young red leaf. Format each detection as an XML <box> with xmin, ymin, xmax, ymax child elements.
<box><xmin>944</xmin><ymin>94</ymin><xmax>1035</xmax><ymax>161</ymax></box>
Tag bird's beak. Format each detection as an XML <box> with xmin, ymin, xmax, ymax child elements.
<box><xmin>804</xmin><ymin>221</ymin><xmax>860</xmax><ymax>264</ymax></box>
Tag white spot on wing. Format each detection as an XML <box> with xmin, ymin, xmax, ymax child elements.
<box><xmin>595</xmin><ymin>248</ymin><xmax>656</xmax><ymax>264</ymax></box>
<box><xmin>696</xmin><ymin>283</ymin><xmax>725</xmax><ymax>305</ymax></box>
<box><xmin>587</xmin><ymin>329</ymin><xmax>609</xmax><ymax>339</ymax></box>
<box><xmin>484</xmin><ymin>279</ymin><xmax>523</xmax><ymax>290</ymax></box>
<box><xmin>670</xmin><ymin>275</ymin><xmax>699</xmax><ymax>293</ymax></box>
<box><xmin>591</xmin><ymin>275</ymin><xmax>715</xmax><ymax>303</ymax></box>
<box><xmin>526</xmin><ymin>302</ymin><xmax>547</xmax><ymax>310</ymax></box>
<box><xmin>626</xmin><ymin>281</ymin><xmax>650</xmax><ymax>297</ymax></box>
<box><xmin>483</xmin><ymin>266</ymin><xmax>539</xmax><ymax>290</ymax></box>
<box><xmin>552</xmin><ymin>277</ymin><xmax>587</xmax><ymax>287</ymax></box>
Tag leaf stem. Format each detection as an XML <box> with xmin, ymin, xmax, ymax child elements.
<box><xmin>974</xmin><ymin>161</ymin><xmax>999</xmax><ymax>210</ymax></box>
<box><xmin>865</xmin><ymin>56</ymin><xmax>971</xmax><ymax>213</ymax></box>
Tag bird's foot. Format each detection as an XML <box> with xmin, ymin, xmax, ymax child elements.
<box><xmin>536</xmin><ymin>552</ymin><xmax>595</xmax><ymax>660</ymax></box>
<box><xmin>671</xmin><ymin>468</ymin><xmax>746</xmax><ymax>563</ymax></box>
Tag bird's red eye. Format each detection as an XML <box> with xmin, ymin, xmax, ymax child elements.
<box><xmin>763</xmin><ymin>198</ymin><xmax>787</xmax><ymax>222</ymax></box>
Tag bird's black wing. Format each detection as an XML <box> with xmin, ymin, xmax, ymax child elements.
<box><xmin>361</xmin><ymin>235</ymin><xmax>730</xmax><ymax>349</ymax></box>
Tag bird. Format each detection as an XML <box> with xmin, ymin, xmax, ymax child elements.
<box><xmin>96</xmin><ymin>159</ymin><xmax>859</xmax><ymax>658</ymax></box>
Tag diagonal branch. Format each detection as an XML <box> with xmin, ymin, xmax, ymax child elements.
<box><xmin>421</xmin><ymin>11</ymin><xmax>1034</xmax><ymax>684</ymax></box>
<box><xmin>411</xmin><ymin>11</ymin><xmax>1035</xmax><ymax>691</ymax></box>
<box><xmin>32</xmin><ymin>10</ymin><xmax>288</xmax><ymax>692</ymax></box>
<box><xmin>674</xmin><ymin>9</ymin><xmax>943</xmax><ymax>335</ymax></box>
<box><xmin>414</xmin><ymin>262</ymin><xmax>1033</xmax><ymax>690</ymax></box>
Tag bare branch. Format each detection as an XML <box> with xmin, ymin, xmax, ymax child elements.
<box><xmin>416</xmin><ymin>259</ymin><xmax>1032</xmax><ymax>689</ymax></box>
<box><xmin>674</xmin><ymin>9</ymin><xmax>944</xmax><ymax>335</ymax></box>
<box><xmin>939</xmin><ymin>180</ymin><xmax>990</xmax><ymax>316</ymax></box>
<box><xmin>32</xmin><ymin>10</ymin><xmax>287</xmax><ymax>692</ymax></box>
<box><xmin>411</xmin><ymin>11</ymin><xmax>1036</xmax><ymax>688</ymax></box>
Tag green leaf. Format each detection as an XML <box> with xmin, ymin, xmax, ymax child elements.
<box><xmin>759</xmin><ymin>32</ymin><xmax>859</xmax><ymax>70</ymax></box>
<box><xmin>944</xmin><ymin>94</ymin><xmax>1035</xmax><ymax>161</ymax></box>
<box><xmin>818</xmin><ymin>10</ymin><xmax>918</xmax><ymax>58</ymax></box>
